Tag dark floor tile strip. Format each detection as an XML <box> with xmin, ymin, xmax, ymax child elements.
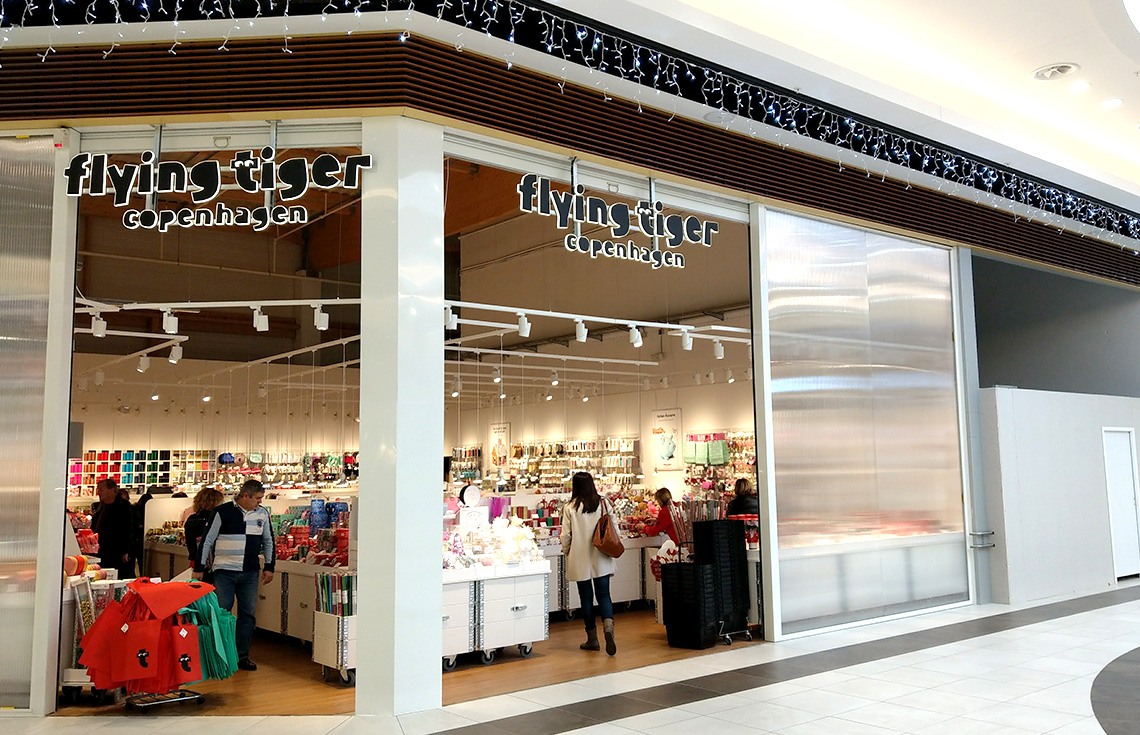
<box><xmin>440</xmin><ymin>584</ymin><xmax>1140</xmax><ymax>735</ymax></box>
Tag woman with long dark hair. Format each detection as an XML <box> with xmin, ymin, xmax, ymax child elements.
<box><xmin>561</xmin><ymin>472</ymin><xmax>619</xmax><ymax>655</ymax></box>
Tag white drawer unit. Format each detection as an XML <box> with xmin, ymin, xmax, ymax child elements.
<box><xmin>441</xmin><ymin>563</ymin><xmax>551</xmax><ymax>670</ymax></box>
<box><xmin>255</xmin><ymin>571</ymin><xmax>284</xmax><ymax>634</ymax></box>
<box><xmin>286</xmin><ymin>572</ymin><xmax>317</xmax><ymax>642</ymax></box>
<box><xmin>610</xmin><ymin>551</ymin><xmax>643</xmax><ymax>604</ymax></box>
<box><xmin>441</xmin><ymin>581</ymin><xmax>477</xmax><ymax>671</ymax></box>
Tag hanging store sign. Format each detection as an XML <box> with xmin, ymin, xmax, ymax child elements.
<box><xmin>516</xmin><ymin>174</ymin><xmax>718</xmax><ymax>271</ymax></box>
<box><xmin>63</xmin><ymin>148</ymin><xmax>372</xmax><ymax>233</ymax></box>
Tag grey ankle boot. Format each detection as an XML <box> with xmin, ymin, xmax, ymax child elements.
<box><xmin>580</xmin><ymin>625</ymin><xmax>600</xmax><ymax>651</ymax></box>
<box><xmin>603</xmin><ymin>618</ymin><xmax>616</xmax><ymax>656</ymax></box>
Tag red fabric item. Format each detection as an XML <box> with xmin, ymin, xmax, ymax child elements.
<box><xmin>170</xmin><ymin>621</ymin><xmax>203</xmax><ymax>684</ymax></box>
<box><xmin>127</xmin><ymin>578</ymin><xmax>214</xmax><ymax>619</ymax></box>
<box><xmin>79</xmin><ymin>581</ymin><xmax>218</xmax><ymax>695</ymax></box>
<box><xmin>111</xmin><ymin>619</ymin><xmax>161</xmax><ymax>681</ymax></box>
<box><xmin>644</xmin><ymin>504</ymin><xmax>680</xmax><ymax>545</ymax></box>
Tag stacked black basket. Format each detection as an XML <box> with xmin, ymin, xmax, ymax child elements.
<box><xmin>660</xmin><ymin>562</ymin><xmax>719</xmax><ymax>649</ymax></box>
<box><xmin>695</xmin><ymin>519</ymin><xmax>750</xmax><ymax>641</ymax></box>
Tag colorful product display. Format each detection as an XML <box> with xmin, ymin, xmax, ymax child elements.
<box><xmin>442</xmin><ymin>516</ymin><xmax>544</xmax><ymax>570</ymax></box>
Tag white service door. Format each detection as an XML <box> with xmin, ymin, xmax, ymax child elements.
<box><xmin>1105</xmin><ymin>429</ymin><xmax>1140</xmax><ymax>578</ymax></box>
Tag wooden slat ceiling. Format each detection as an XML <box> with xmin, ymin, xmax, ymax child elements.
<box><xmin>5</xmin><ymin>33</ymin><xmax>1140</xmax><ymax>287</ymax></box>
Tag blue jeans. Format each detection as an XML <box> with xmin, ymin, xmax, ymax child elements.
<box><xmin>577</xmin><ymin>575</ymin><xmax>614</xmax><ymax>627</ymax></box>
<box><xmin>213</xmin><ymin>569</ymin><xmax>259</xmax><ymax>659</ymax></box>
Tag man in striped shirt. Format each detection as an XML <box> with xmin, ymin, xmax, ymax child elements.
<box><xmin>193</xmin><ymin>479</ymin><xmax>275</xmax><ymax>671</ymax></box>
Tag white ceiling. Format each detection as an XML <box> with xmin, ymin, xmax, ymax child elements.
<box><xmin>558</xmin><ymin>0</ymin><xmax>1140</xmax><ymax>213</ymax></box>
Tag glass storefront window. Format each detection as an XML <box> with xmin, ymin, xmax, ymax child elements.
<box><xmin>766</xmin><ymin>210</ymin><xmax>968</xmax><ymax>633</ymax></box>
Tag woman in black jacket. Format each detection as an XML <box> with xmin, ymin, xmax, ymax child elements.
<box><xmin>92</xmin><ymin>479</ymin><xmax>135</xmax><ymax>580</ymax></box>
<box><xmin>184</xmin><ymin>486</ymin><xmax>225</xmax><ymax>582</ymax></box>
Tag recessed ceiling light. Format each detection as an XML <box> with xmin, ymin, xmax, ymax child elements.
<box><xmin>1103</xmin><ymin>98</ymin><xmax>1125</xmax><ymax>110</ymax></box>
<box><xmin>1069</xmin><ymin>80</ymin><xmax>1091</xmax><ymax>94</ymax></box>
<box><xmin>1031</xmin><ymin>62</ymin><xmax>1079</xmax><ymax>82</ymax></box>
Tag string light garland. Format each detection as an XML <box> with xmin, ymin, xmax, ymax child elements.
<box><xmin>3</xmin><ymin>0</ymin><xmax>1140</xmax><ymax>243</ymax></box>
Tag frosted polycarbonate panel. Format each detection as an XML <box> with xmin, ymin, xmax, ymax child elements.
<box><xmin>767</xmin><ymin>211</ymin><xmax>967</xmax><ymax>633</ymax></box>
<box><xmin>0</xmin><ymin>137</ymin><xmax>55</xmax><ymax>708</ymax></box>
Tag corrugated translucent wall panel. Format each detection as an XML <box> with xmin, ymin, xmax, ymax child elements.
<box><xmin>0</xmin><ymin>137</ymin><xmax>55</xmax><ymax>708</ymax></box>
<box><xmin>766</xmin><ymin>211</ymin><xmax>967</xmax><ymax>634</ymax></box>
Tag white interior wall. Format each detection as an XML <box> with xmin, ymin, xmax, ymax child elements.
<box><xmin>980</xmin><ymin>386</ymin><xmax>1140</xmax><ymax>605</ymax></box>
<box><xmin>445</xmin><ymin>378</ymin><xmax>757</xmax><ymax>495</ymax></box>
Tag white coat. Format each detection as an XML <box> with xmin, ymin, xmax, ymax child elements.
<box><xmin>561</xmin><ymin>498</ymin><xmax>619</xmax><ymax>582</ymax></box>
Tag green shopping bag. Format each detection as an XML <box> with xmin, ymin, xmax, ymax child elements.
<box><xmin>708</xmin><ymin>439</ymin><xmax>729</xmax><ymax>466</ymax></box>
<box><xmin>683</xmin><ymin>439</ymin><xmax>697</xmax><ymax>464</ymax></box>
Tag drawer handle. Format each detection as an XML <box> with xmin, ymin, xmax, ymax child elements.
<box><xmin>442</xmin><ymin>615</ymin><xmax>450</xmax><ymax>621</ymax></box>
<box><xmin>510</xmin><ymin>605</ymin><xmax>528</xmax><ymax>612</ymax></box>
<box><xmin>299</xmin><ymin>602</ymin><xmax>309</xmax><ymax>609</ymax></box>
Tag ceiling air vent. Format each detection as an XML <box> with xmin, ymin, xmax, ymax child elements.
<box><xmin>1032</xmin><ymin>63</ymin><xmax>1080</xmax><ymax>81</ymax></box>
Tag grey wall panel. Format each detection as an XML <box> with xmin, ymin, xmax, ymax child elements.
<box><xmin>766</xmin><ymin>211</ymin><xmax>968</xmax><ymax>634</ymax></box>
<box><xmin>0</xmin><ymin>137</ymin><xmax>55</xmax><ymax>709</ymax></box>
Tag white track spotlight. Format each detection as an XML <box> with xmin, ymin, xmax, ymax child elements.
<box><xmin>94</xmin><ymin>370</ymin><xmax>105</xmax><ymax>387</ymax></box>
<box><xmin>642</xmin><ymin>377</ymin><xmax>651</xmax><ymax>390</ymax></box>
<box><xmin>660</xmin><ymin>376</ymin><xmax>669</xmax><ymax>389</ymax></box>
<box><xmin>444</xmin><ymin>305</ymin><xmax>458</xmax><ymax>331</ymax></box>
<box><xmin>575</xmin><ymin>319</ymin><xmax>588</xmax><ymax>342</ymax></box>
<box><xmin>258</xmin><ymin>386</ymin><xmax>268</xmax><ymax>398</ymax></box>
<box><xmin>492</xmin><ymin>367</ymin><xmax>502</xmax><ymax>383</ymax></box>
<box><xmin>162</xmin><ymin>309</ymin><xmax>179</xmax><ymax>334</ymax></box>
<box><xmin>252</xmin><ymin>307</ymin><xmax>269</xmax><ymax>332</ymax></box>
<box><xmin>168</xmin><ymin>344</ymin><xmax>183</xmax><ymax>364</ymax></box>
<box><xmin>517</xmin><ymin>313</ymin><xmax>531</xmax><ymax>338</ymax></box>
<box><xmin>713</xmin><ymin>339</ymin><xmax>724</xmax><ymax>360</ymax></box>
<box><xmin>314</xmin><ymin>305</ymin><xmax>329</xmax><ymax>331</ymax></box>
<box><xmin>582</xmin><ymin>390</ymin><xmax>589</xmax><ymax>402</ymax></box>
<box><xmin>500</xmin><ymin>389</ymin><xmax>507</xmax><ymax>400</ymax></box>
<box><xmin>91</xmin><ymin>314</ymin><xmax>107</xmax><ymax>338</ymax></box>
<box><xmin>78</xmin><ymin>377</ymin><xmax>89</xmax><ymax>391</ymax></box>
<box><xmin>681</xmin><ymin>329</ymin><xmax>693</xmax><ymax>351</ymax></box>
<box><xmin>550</xmin><ymin>370</ymin><xmax>559</xmax><ymax>386</ymax></box>
<box><xmin>545</xmin><ymin>390</ymin><xmax>553</xmax><ymax>401</ymax></box>
<box><xmin>202</xmin><ymin>395</ymin><xmax>211</xmax><ymax>403</ymax></box>
<box><xmin>629</xmin><ymin>325</ymin><xmax>643</xmax><ymax>348</ymax></box>
<box><xmin>744</xmin><ymin>367</ymin><xmax>753</xmax><ymax>381</ymax></box>
<box><xmin>151</xmin><ymin>392</ymin><xmax>160</xmax><ymax>401</ymax></box>
<box><xmin>136</xmin><ymin>355</ymin><xmax>151</xmax><ymax>373</ymax></box>
<box><xmin>706</xmin><ymin>370</ymin><xmax>716</xmax><ymax>384</ymax></box>
<box><xmin>727</xmin><ymin>369</ymin><xmax>735</xmax><ymax>384</ymax></box>
<box><xmin>451</xmin><ymin>379</ymin><xmax>461</xmax><ymax>398</ymax></box>
<box><xmin>693</xmin><ymin>371</ymin><xmax>702</xmax><ymax>386</ymax></box>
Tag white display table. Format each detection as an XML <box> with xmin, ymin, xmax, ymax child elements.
<box><xmin>441</xmin><ymin>559</ymin><xmax>552</xmax><ymax>670</ymax></box>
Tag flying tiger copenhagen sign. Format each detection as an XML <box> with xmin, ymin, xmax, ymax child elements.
<box><xmin>64</xmin><ymin>147</ymin><xmax>372</xmax><ymax>233</ymax></box>
<box><xmin>516</xmin><ymin>173</ymin><xmax>719</xmax><ymax>270</ymax></box>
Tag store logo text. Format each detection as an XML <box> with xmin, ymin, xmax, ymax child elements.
<box><xmin>64</xmin><ymin>147</ymin><xmax>372</xmax><ymax>233</ymax></box>
<box><xmin>516</xmin><ymin>174</ymin><xmax>718</xmax><ymax>270</ymax></box>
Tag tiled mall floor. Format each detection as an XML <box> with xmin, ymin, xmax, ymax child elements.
<box><xmin>10</xmin><ymin>585</ymin><xmax>1140</xmax><ymax>735</ymax></box>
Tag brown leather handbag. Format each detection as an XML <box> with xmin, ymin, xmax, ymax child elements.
<box><xmin>592</xmin><ymin>499</ymin><xmax>625</xmax><ymax>558</ymax></box>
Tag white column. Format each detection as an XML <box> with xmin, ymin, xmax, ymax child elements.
<box><xmin>954</xmin><ymin>247</ymin><xmax>990</xmax><ymax>603</ymax></box>
<box><xmin>356</xmin><ymin>116</ymin><xmax>445</xmax><ymax>716</ymax></box>
<box><xmin>749</xmin><ymin>202</ymin><xmax>782</xmax><ymax>641</ymax></box>
<box><xmin>30</xmin><ymin>129</ymin><xmax>80</xmax><ymax>716</ymax></box>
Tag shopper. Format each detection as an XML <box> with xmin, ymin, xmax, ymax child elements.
<box><xmin>561</xmin><ymin>472</ymin><xmax>619</xmax><ymax>656</ymax></box>
<box><xmin>92</xmin><ymin>478</ymin><xmax>135</xmax><ymax>580</ymax></box>
<box><xmin>184</xmin><ymin>486</ymin><xmax>225</xmax><ymax>584</ymax></box>
<box><xmin>192</xmin><ymin>479</ymin><xmax>275</xmax><ymax>671</ymax></box>
<box><xmin>726</xmin><ymin>477</ymin><xmax>760</xmax><ymax>517</ymax></box>
<box><xmin>644</xmin><ymin>488</ymin><xmax>680</xmax><ymax>545</ymax></box>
